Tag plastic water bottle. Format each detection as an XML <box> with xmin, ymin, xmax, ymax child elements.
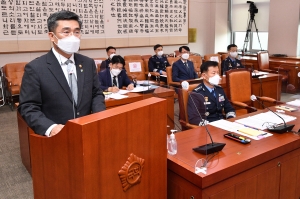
<box><xmin>168</xmin><ymin>130</ymin><xmax>177</xmax><ymax>155</ymax></box>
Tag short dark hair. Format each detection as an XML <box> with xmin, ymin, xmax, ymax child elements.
<box><xmin>47</xmin><ymin>10</ymin><xmax>82</xmax><ymax>32</ymax></box>
<box><xmin>227</xmin><ymin>44</ymin><xmax>237</xmax><ymax>51</ymax></box>
<box><xmin>179</xmin><ymin>46</ymin><xmax>190</xmax><ymax>53</ymax></box>
<box><xmin>106</xmin><ymin>46</ymin><xmax>116</xmax><ymax>52</ymax></box>
<box><xmin>111</xmin><ymin>55</ymin><xmax>125</xmax><ymax>66</ymax></box>
<box><xmin>200</xmin><ymin>61</ymin><xmax>219</xmax><ymax>73</ymax></box>
<box><xmin>154</xmin><ymin>44</ymin><xmax>163</xmax><ymax>50</ymax></box>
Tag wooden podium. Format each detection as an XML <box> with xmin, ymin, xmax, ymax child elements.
<box><xmin>29</xmin><ymin>97</ymin><xmax>167</xmax><ymax>198</ymax></box>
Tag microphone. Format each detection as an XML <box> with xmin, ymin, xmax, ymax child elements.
<box><xmin>250</xmin><ymin>95</ymin><xmax>294</xmax><ymax>133</ymax></box>
<box><xmin>181</xmin><ymin>81</ymin><xmax>226</xmax><ymax>155</ymax></box>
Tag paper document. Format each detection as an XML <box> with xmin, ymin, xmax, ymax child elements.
<box><xmin>235</xmin><ymin>111</ymin><xmax>296</xmax><ymax>130</ymax></box>
<box><xmin>109</xmin><ymin>93</ymin><xmax>128</xmax><ymax>99</ymax></box>
<box><xmin>118</xmin><ymin>90</ymin><xmax>129</xmax><ymax>95</ymax></box>
<box><xmin>286</xmin><ymin>99</ymin><xmax>300</xmax><ymax>107</ymax></box>
<box><xmin>252</xmin><ymin>71</ymin><xmax>269</xmax><ymax>76</ymax></box>
<box><xmin>136</xmin><ymin>80</ymin><xmax>156</xmax><ymax>84</ymax></box>
<box><xmin>160</xmin><ymin>75</ymin><xmax>167</xmax><ymax>77</ymax></box>
<box><xmin>209</xmin><ymin>120</ymin><xmax>271</xmax><ymax>140</ymax></box>
<box><xmin>129</xmin><ymin>86</ymin><xmax>153</xmax><ymax>93</ymax></box>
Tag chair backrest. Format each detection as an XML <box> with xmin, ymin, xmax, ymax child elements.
<box><xmin>124</xmin><ymin>55</ymin><xmax>142</xmax><ymax>61</ymax></box>
<box><xmin>124</xmin><ymin>60</ymin><xmax>146</xmax><ymax>80</ymax></box>
<box><xmin>178</xmin><ymin>84</ymin><xmax>200</xmax><ymax>124</ymax></box>
<box><xmin>93</xmin><ymin>58</ymin><xmax>107</xmax><ymax>73</ymax></box>
<box><xmin>167</xmin><ymin>57</ymin><xmax>180</xmax><ymax>66</ymax></box>
<box><xmin>144</xmin><ymin>59</ymin><xmax>150</xmax><ymax>73</ymax></box>
<box><xmin>141</xmin><ymin>55</ymin><xmax>152</xmax><ymax>61</ymax></box>
<box><xmin>166</xmin><ymin>66</ymin><xmax>173</xmax><ymax>86</ymax></box>
<box><xmin>189</xmin><ymin>55</ymin><xmax>202</xmax><ymax>77</ymax></box>
<box><xmin>226</xmin><ymin>69</ymin><xmax>252</xmax><ymax>104</ymax></box>
<box><xmin>3</xmin><ymin>62</ymin><xmax>27</xmax><ymax>86</ymax></box>
<box><xmin>204</xmin><ymin>54</ymin><xmax>221</xmax><ymax>73</ymax></box>
<box><xmin>257</xmin><ymin>51</ymin><xmax>270</xmax><ymax>70</ymax></box>
<box><xmin>221</xmin><ymin>54</ymin><xmax>228</xmax><ymax>61</ymax></box>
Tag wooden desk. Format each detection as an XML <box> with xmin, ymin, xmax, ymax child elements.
<box><xmin>167</xmin><ymin>109</ymin><xmax>300</xmax><ymax>199</ymax></box>
<box><xmin>241</xmin><ymin>56</ymin><xmax>300</xmax><ymax>92</ymax></box>
<box><xmin>105</xmin><ymin>87</ymin><xmax>175</xmax><ymax>130</ymax></box>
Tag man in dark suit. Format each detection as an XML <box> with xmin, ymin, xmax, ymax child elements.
<box><xmin>172</xmin><ymin>46</ymin><xmax>198</xmax><ymax>82</ymax></box>
<box><xmin>18</xmin><ymin>10</ymin><xmax>106</xmax><ymax>137</ymax></box>
<box><xmin>221</xmin><ymin>44</ymin><xmax>244</xmax><ymax>75</ymax></box>
<box><xmin>98</xmin><ymin>55</ymin><xmax>134</xmax><ymax>92</ymax></box>
<box><xmin>187</xmin><ymin>61</ymin><xmax>235</xmax><ymax>125</ymax></box>
<box><xmin>99</xmin><ymin>46</ymin><xmax>116</xmax><ymax>71</ymax></box>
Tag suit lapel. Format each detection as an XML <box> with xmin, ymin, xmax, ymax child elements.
<box><xmin>46</xmin><ymin>51</ymin><xmax>73</xmax><ymax>103</ymax></box>
<box><xmin>74</xmin><ymin>54</ymin><xmax>85</xmax><ymax>106</ymax></box>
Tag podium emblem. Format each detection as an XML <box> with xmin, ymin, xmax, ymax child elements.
<box><xmin>118</xmin><ymin>153</ymin><xmax>145</xmax><ymax>192</ymax></box>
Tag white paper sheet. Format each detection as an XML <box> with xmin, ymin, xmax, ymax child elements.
<box><xmin>129</xmin><ymin>62</ymin><xmax>142</xmax><ymax>72</ymax></box>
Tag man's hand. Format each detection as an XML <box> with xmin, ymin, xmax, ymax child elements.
<box><xmin>108</xmin><ymin>86</ymin><xmax>119</xmax><ymax>93</ymax></box>
<box><xmin>49</xmin><ymin>124</ymin><xmax>64</xmax><ymax>137</ymax></box>
<box><xmin>127</xmin><ymin>84</ymin><xmax>134</xmax><ymax>90</ymax></box>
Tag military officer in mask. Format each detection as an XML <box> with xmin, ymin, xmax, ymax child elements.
<box><xmin>187</xmin><ymin>61</ymin><xmax>236</xmax><ymax>125</ymax></box>
<box><xmin>221</xmin><ymin>44</ymin><xmax>245</xmax><ymax>75</ymax></box>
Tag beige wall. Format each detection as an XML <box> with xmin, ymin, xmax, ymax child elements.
<box><xmin>0</xmin><ymin>0</ymin><xmax>229</xmax><ymax>67</ymax></box>
<box><xmin>268</xmin><ymin>0</ymin><xmax>300</xmax><ymax>56</ymax></box>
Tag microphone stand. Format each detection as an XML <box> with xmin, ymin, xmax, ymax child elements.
<box><xmin>251</xmin><ymin>95</ymin><xmax>294</xmax><ymax>133</ymax></box>
<box><xmin>188</xmin><ymin>90</ymin><xmax>226</xmax><ymax>154</ymax></box>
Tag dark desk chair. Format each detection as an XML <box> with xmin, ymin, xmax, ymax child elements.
<box><xmin>257</xmin><ymin>51</ymin><xmax>289</xmax><ymax>92</ymax></box>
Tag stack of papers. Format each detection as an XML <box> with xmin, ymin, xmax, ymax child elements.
<box><xmin>209</xmin><ymin>120</ymin><xmax>271</xmax><ymax>140</ymax></box>
<box><xmin>235</xmin><ymin>111</ymin><xmax>296</xmax><ymax>130</ymax></box>
<box><xmin>286</xmin><ymin>99</ymin><xmax>300</xmax><ymax>107</ymax></box>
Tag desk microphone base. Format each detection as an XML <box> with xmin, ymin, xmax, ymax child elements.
<box><xmin>193</xmin><ymin>142</ymin><xmax>226</xmax><ymax>155</ymax></box>
<box><xmin>267</xmin><ymin>124</ymin><xmax>295</xmax><ymax>134</ymax></box>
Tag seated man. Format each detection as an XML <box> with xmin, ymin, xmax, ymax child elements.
<box><xmin>187</xmin><ymin>61</ymin><xmax>236</xmax><ymax>125</ymax></box>
<box><xmin>221</xmin><ymin>44</ymin><xmax>244</xmax><ymax>75</ymax></box>
<box><xmin>148</xmin><ymin>44</ymin><xmax>170</xmax><ymax>75</ymax></box>
<box><xmin>99</xmin><ymin>46</ymin><xmax>116</xmax><ymax>71</ymax></box>
<box><xmin>172</xmin><ymin>46</ymin><xmax>198</xmax><ymax>82</ymax></box>
<box><xmin>98</xmin><ymin>55</ymin><xmax>134</xmax><ymax>93</ymax></box>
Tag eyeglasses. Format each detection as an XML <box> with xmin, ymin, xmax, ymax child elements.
<box><xmin>57</xmin><ymin>31</ymin><xmax>81</xmax><ymax>37</ymax></box>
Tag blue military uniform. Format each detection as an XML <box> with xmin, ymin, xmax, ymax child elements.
<box><xmin>187</xmin><ymin>82</ymin><xmax>236</xmax><ymax>125</ymax></box>
<box><xmin>148</xmin><ymin>55</ymin><xmax>170</xmax><ymax>74</ymax></box>
<box><xmin>221</xmin><ymin>56</ymin><xmax>244</xmax><ymax>75</ymax></box>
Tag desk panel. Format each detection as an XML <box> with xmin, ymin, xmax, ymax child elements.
<box><xmin>167</xmin><ymin>109</ymin><xmax>300</xmax><ymax>199</ymax></box>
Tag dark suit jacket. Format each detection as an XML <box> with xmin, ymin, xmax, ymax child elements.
<box><xmin>98</xmin><ymin>68</ymin><xmax>132</xmax><ymax>91</ymax></box>
<box><xmin>18</xmin><ymin>50</ymin><xmax>106</xmax><ymax>136</ymax></box>
<box><xmin>172</xmin><ymin>59</ymin><xmax>197</xmax><ymax>82</ymax></box>
<box><xmin>187</xmin><ymin>83</ymin><xmax>235</xmax><ymax>125</ymax></box>
<box><xmin>99</xmin><ymin>58</ymin><xmax>110</xmax><ymax>71</ymax></box>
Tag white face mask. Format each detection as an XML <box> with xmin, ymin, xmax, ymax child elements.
<box><xmin>109</xmin><ymin>53</ymin><xmax>116</xmax><ymax>59</ymax></box>
<box><xmin>111</xmin><ymin>68</ymin><xmax>121</xmax><ymax>76</ymax></box>
<box><xmin>208</xmin><ymin>74</ymin><xmax>220</xmax><ymax>86</ymax></box>
<box><xmin>157</xmin><ymin>51</ymin><xmax>164</xmax><ymax>57</ymax></box>
<box><xmin>54</xmin><ymin>35</ymin><xmax>80</xmax><ymax>54</ymax></box>
<box><xmin>181</xmin><ymin>53</ymin><xmax>189</xmax><ymax>60</ymax></box>
<box><xmin>229</xmin><ymin>52</ymin><xmax>238</xmax><ymax>58</ymax></box>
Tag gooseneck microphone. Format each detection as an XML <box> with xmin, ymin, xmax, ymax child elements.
<box><xmin>250</xmin><ymin>95</ymin><xmax>294</xmax><ymax>133</ymax></box>
<box><xmin>181</xmin><ymin>81</ymin><xmax>226</xmax><ymax>155</ymax></box>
